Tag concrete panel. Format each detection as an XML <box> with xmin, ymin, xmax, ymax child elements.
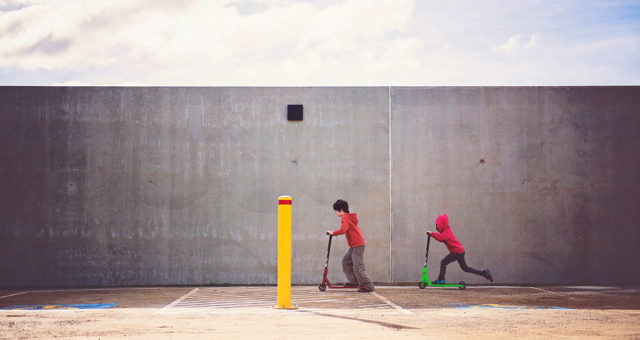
<box><xmin>390</xmin><ymin>87</ymin><xmax>640</xmax><ymax>284</ymax></box>
<box><xmin>1</xmin><ymin>86</ymin><xmax>639</xmax><ymax>287</ymax></box>
<box><xmin>0</xmin><ymin>87</ymin><xmax>390</xmax><ymax>287</ymax></box>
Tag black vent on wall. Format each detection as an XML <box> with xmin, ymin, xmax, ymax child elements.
<box><xmin>287</xmin><ymin>105</ymin><xmax>303</xmax><ymax>121</ymax></box>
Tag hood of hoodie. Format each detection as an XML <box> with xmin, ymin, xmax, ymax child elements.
<box><xmin>344</xmin><ymin>213</ymin><xmax>358</xmax><ymax>225</ymax></box>
<box><xmin>435</xmin><ymin>214</ymin><xmax>450</xmax><ymax>232</ymax></box>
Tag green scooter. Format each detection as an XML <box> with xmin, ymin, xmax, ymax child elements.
<box><xmin>419</xmin><ymin>235</ymin><xmax>466</xmax><ymax>290</ymax></box>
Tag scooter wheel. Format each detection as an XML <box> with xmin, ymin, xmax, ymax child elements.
<box><xmin>318</xmin><ymin>284</ymin><xmax>326</xmax><ymax>291</ymax></box>
<box><xmin>419</xmin><ymin>282</ymin><xmax>426</xmax><ymax>289</ymax></box>
<box><xmin>458</xmin><ymin>281</ymin><xmax>466</xmax><ymax>290</ymax></box>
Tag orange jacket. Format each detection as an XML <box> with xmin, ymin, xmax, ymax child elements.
<box><xmin>331</xmin><ymin>213</ymin><xmax>366</xmax><ymax>248</ymax></box>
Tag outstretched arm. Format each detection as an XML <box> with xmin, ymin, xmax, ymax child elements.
<box><xmin>427</xmin><ymin>230</ymin><xmax>447</xmax><ymax>242</ymax></box>
<box><xmin>331</xmin><ymin>217</ymin><xmax>350</xmax><ymax>236</ymax></box>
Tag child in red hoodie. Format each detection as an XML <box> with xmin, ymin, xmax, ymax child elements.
<box><xmin>326</xmin><ymin>199</ymin><xmax>375</xmax><ymax>293</ymax></box>
<box><xmin>427</xmin><ymin>214</ymin><xmax>493</xmax><ymax>284</ymax></box>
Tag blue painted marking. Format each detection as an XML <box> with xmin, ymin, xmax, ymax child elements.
<box><xmin>453</xmin><ymin>303</ymin><xmax>570</xmax><ymax>310</ymax></box>
<box><xmin>3</xmin><ymin>303</ymin><xmax>118</xmax><ymax>310</ymax></box>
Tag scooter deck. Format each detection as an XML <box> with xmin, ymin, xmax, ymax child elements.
<box><xmin>322</xmin><ymin>282</ymin><xmax>358</xmax><ymax>289</ymax></box>
<box><xmin>319</xmin><ymin>279</ymin><xmax>359</xmax><ymax>290</ymax></box>
<box><xmin>420</xmin><ymin>281</ymin><xmax>465</xmax><ymax>288</ymax></box>
<box><xmin>421</xmin><ymin>282</ymin><xmax>464</xmax><ymax>287</ymax></box>
<box><xmin>319</xmin><ymin>235</ymin><xmax>360</xmax><ymax>291</ymax></box>
<box><xmin>419</xmin><ymin>265</ymin><xmax>466</xmax><ymax>289</ymax></box>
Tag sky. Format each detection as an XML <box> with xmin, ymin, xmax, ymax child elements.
<box><xmin>0</xmin><ymin>0</ymin><xmax>639</xmax><ymax>86</ymax></box>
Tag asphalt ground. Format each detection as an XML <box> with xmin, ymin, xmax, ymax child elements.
<box><xmin>1</xmin><ymin>285</ymin><xmax>639</xmax><ymax>339</ymax></box>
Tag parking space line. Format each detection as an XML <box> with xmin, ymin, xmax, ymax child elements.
<box><xmin>153</xmin><ymin>287</ymin><xmax>406</xmax><ymax>314</ymax></box>
<box><xmin>529</xmin><ymin>287</ymin><xmax>578</xmax><ymax>300</ymax></box>
<box><xmin>156</xmin><ymin>288</ymin><xmax>199</xmax><ymax>314</ymax></box>
<box><xmin>376</xmin><ymin>285</ymin><xmax>524</xmax><ymax>289</ymax></box>
<box><xmin>371</xmin><ymin>292</ymin><xmax>412</xmax><ymax>314</ymax></box>
<box><xmin>0</xmin><ymin>292</ymin><xmax>27</xmax><ymax>299</ymax></box>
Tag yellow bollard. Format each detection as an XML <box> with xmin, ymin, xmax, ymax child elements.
<box><xmin>275</xmin><ymin>195</ymin><xmax>297</xmax><ymax>309</ymax></box>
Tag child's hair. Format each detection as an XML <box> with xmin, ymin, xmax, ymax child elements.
<box><xmin>333</xmin><ymin>199</ymin><xmax>349</xmax><ymax>213</ymax></box>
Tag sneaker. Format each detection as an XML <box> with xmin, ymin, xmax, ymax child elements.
<box><xmin>431</xmin><ymin>279</ymin><xmax>445</xmax><ymax>284</ymax></box>
<box><xmin>483</xmin><ymin>269</ymin><xmax>493</xmax><ymax>282</ymax></box>
<box><xmin>357</xmin><ymin>287</ymin><xmax>374</xmax><ymax>293</ymax></box>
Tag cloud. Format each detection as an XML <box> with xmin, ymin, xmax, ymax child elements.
<box><xmin>0</xmin><ymin>0</ymin><xmax>414</xmax><ymax>73</ymax></box>
<box><xmin>492</xmin><ymin>33</ymin><xmax>542</xmax><ymax>55</ymax></box>
<box><xmin>0</xmin><ymin>0</ymin><xmax>638</xmax><ymax>85</ymax></box>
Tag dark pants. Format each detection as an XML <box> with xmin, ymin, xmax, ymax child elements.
<box><xmin>342</xmin><ymin>245</ymin><xmax>375</xmax><ymax>291</ymax></box>
<box><xmin>438</xmin><ymin>252</ymin><xmax>484</xmax><ymax>281</ymax></box>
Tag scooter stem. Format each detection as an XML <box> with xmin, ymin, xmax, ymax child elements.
<box><xmin>425</xmin><ymin>234</ymin><xmax>431</xmax><ymax>264</ymax></box>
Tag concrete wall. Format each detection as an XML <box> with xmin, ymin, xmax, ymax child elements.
<box><xmin>1</xmin><ymin>86</ymin><xmax>638</xmax><ymax>287</ymax></box>
<box><xmin>390</xmin><ymin>87</ymin><xmax>640</xmax><ymax>284</ymax></box>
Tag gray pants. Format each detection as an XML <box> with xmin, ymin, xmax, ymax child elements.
<box><xmin>342</xmin><ymin>245</ymin><xmax>374</xmax><ymax>291</ymax></box>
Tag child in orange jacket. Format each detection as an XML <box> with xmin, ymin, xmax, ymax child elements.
<box><xmin>326</xmin><ymin>199</ymin><xmax>375</xmax><ymax>293</ymax></box>
<box><xmin>427</xmin><ymin>214</ymin><xmax>493</xmax><ymax>284</ymax></box>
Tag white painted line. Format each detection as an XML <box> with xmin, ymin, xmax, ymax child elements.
<box><xmin>529</xmin><ymin>287</ymin><xmax>563</xmax><ymax>295</ymax></box>
<box><xmin>464</xmin><ymin>286</ymin><xmax>526</xmax><ymax>289</ymax></box>
<box><xmin>156</xmin><ymin>288</ymin><xmax>199</xmax><ymax>314</ymax></box>
<box><xmin>178</xmin><ymin>301</ymin><xmax>272</xmax><ymax>308</ymax></box>
<box><xmin>567</xmin><ymin>286</ymin><xmax>615</xmax><ymax>290</ymax></box>
<box><xmin>374</xmin><ymin>285</ymin><xmax>525</xmax><ymax>289</ymax></box>
<box><xmin>0</xmin><ymin>291</ymin><xmax>27</xmax><ymax>299</ymax></box>
<box><xmin>8</xmin><ymin>287</ymin><xmax>170</xmax><ymax>294</ymax></box>
<box><xmin>371</xmin><ymin>292</ymin><xmax>412</xmax><ymax>314</ymax></box>
<box><xmin>529</xmin><ymin>287</ymin><xmax>577</xmax><ymax>299</ymax></box>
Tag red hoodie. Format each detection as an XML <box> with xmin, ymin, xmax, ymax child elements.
<box><xmin>331</xmin><ymin>213</ymin><xmax>365</xmax><ymax>248</ymax></box>
<box><xmin>430</xmin><ymin>214</ymin><xmax>465</xmax><ymax>254</ymax></box>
